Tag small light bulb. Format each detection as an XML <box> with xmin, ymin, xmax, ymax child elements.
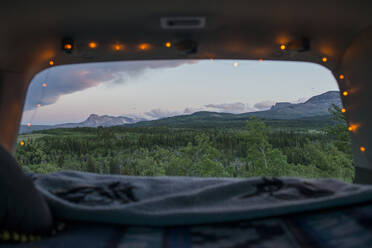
<box><xmin>348</xmin><ymin>126</ymin><xmax>353</xmax><ymax>131</ymax></box>
<box><xmin>27</xmin><ymin>123</ymin><xmax>31</xmax><ymax>127</ymax></box>
<box><xmin>280</xmin><ymin>44</ymin><xmax>286</xmax><ymax>50</ymax></box>
<box><xmin>49</xmin><ymin>59</ymin><xmax>55</xmax><ymax>66</ymax></box>
<box><xmin>139</xmin><ymin>43</ymin><xmax>150</xmax><ymax>50</ymax></box>
<box><xmin>233</xmin><ymin>62</ymin><xmax>239</xmax><ymax>67</ymax></box>
<box><xmin>64</xmin><ymin>43</ymin><xmax>72</xmax><ymax>50</ymax></box>
<box><xmin>114</xmin><ymin>44</ymin><xmax>122</xmax><ymax>51</ymax></box>
<box><xmin>322</xmin><ymin>57</ymin><xmax>327</xmax><ymax>62</ymax></box>
<box><xmin>258</xmin><ymin>58</ymin><xmax>263</xmax><ymax>62</ymax></box>
<box><xmin>343</xmin><ymin>91</ymin><xmax>349</xmax><ymax>96</ymax></box>
<box><xmin>37</xmin><ymin>104</ymin><xmax>41</xmax><ymax>108</ymax></box>
<box><xmin>360</xmin><ymin>146</ymin><xmax>366</xmax><ymax>152</ymax></box>
<box><xmin>20</xmin><ymin>141</ymin><xmax>25</xmax><ymax>146</ymax></box>
<box><xmin>89</xmin><ymin>42</ymin><xmax>97</xmax><ymax>48</ymax></box>
<box><xmin>42</xmin><ymin>83</ymin><xmax>47</xmax><ymax>87</ymax></box>
<box><xmin>165</xmin><ymin>42</ymin><xmax>172</xmax><ymax>48</ymax></box>
<box><xmin>339</xmin><ymin>74</ymin><xmax>344</xmax><ymax>79</ymax></box>
<box><xmin>341</xmin><ymin>108</ymin><xmax>346</xmax><ymax>113</ymax></box>
<box><xmin>210</xmin><ymin>58</ymin><xmax>214</xmax><ymax>61</ymax></box>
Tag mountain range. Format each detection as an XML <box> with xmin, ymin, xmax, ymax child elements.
<box><xmin>20</xmin><ymin>91</ymin><xmax>342</xmax><ymax>133</ymax></box>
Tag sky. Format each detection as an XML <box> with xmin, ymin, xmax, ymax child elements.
<box><xmin>21</xmin><ymin>60</ymin><xmax>339</xmax><ymax>125</ymax></box>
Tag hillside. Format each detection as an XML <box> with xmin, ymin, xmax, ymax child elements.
<box><xmin>20</xmin><ymin>91</ymin><xmax>341</xmax><ymax>133</ymax></box>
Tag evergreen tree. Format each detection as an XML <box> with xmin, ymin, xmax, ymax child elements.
<box><xmin>86</xmin><ymin>155</ymin><xmax>96</xmax><ymax>173</ymax></box>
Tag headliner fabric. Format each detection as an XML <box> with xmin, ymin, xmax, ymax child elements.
<box><xmin>33</xmin><ymin>171</ymin><xmax>372</xmax><ymax>226</ymax></box>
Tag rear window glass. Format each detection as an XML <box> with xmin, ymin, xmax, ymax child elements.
<box><xmin>16</xmin><ymin>60</ymin><xmax>354</xmax><ymax>182</ymax></box>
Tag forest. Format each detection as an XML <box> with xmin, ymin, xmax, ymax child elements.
<box><xmin>15</xmin><ymin>106</ymin><xmax>354</xmax><ymax>182</ymax></box>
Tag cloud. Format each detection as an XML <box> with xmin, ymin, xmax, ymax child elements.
<box><xmin>143</xmin><ymin>109</ymin><xmax>183</xmax><ymax>119</ymax></box>
<box><xmin>24</xmin><ymin>60</ymin><xmax>197</xmax><ymax>111</ymax></box>
<box><xmin>205</xmin><ymin>102</ymin><xmax>254</xmax><ymax>113</ymax></box>
<box><xmin>253</xmin><ymin>100</ymin><xmax>275</xmax><ymax>110</ymax></box>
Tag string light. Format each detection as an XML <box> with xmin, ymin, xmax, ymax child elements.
<box><xmin>113</xmin><ymin>44</ymin><xmax>124</xmax><ymax>51</ymax></box>
<box><xmin>19</xmin><ymin>141</ymin><xmax>25</xmax><ymax>146</ymax></box>
<box><xmin>165</xmin><ymin>42</ymin><xmax>172</xmax><ymax>48</ymax></box>
<box><xmin>348</xmin><ymin>126</ymin><xmax>353</xmax><ymax>131</ymax></box>
<box><xmin>339</xmin><ymin>74</ymin><xmax>344</xmax><ymax>79</ymax></box>
<box><xmin>341</xmin><ymin>108</ymin><xmax>346</xmax><ymax>113</ymax></box>
<box><xmin>360</xmin><ymin>146</ymin><xmax>366</xmax><ymax>152</ymax></box>
<box><xmin>343</xmin><ymin>91</ymin><xmax>349</xmax><ymax>96</ymax></box>
<box><xmin>322</xmin><ymin>57</ymin><xmax>328</xmax><ymax>62</ymax></box>
<box><xmin>64</xmin><ymin>43</ymin><xmax>72</xmax><ymax>50</ymax></box>
<box><xmin>88</xmin><ymin>42</ymin><xmax>97</xmax><ymax>48</ymax></box>
<box><xmin>138</xmin><ymin>43</ymin><xmax>150</xmax><ymax>51</ymax></box>
<box><xmin>49</xmin><ymin>59</ymin><xmax>55</xmax><ymax>66</ymax></box>
<box><xmin>233</xmin><ymin>62</ymin><xmax>239</xmax><ymax>67</ymax></box>
<box><xmin>280</xmin><ymin>44</ymin><xmax>286</xmax><ymax>50</ymax></box>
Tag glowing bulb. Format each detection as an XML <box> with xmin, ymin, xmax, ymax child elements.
<box><xmin>233</xmin><ymin>62</ymin><xmax>239</xmax><ymax>67</ymax></box>
<box><xmin>27</xmin><ymin>123</ymin><xmax>31</xmax><ymax>127</ymax></box>
<box><xmin>165</xmin><ymin>42</ymin><xmax>172</xmax><ymax>48</ymax></box>
<box><xmin>37</xmin><ymin>104</ymin><xmax>41</xmax><ymax>108</ymax></box>
<box><xmin>348</xmin><ymin>126</ymin><xmax>353</xmax><ymax>131</ymax></box>
<box><xmin>20</xmin><ymin>141</ymin><xmax>25</xmax><ymax>146</ymax></box>
<box><xmin>42</xmin><ymin>83</ymin><xmax>47</xmax><ymax>87</ymax></box>
<box><xmin>258</xmin><ymin>58</ymin><xmax>263</xmax><ymax>62</ymax></box>
<box><xmin>339</xmin><ymin>74</ymin><xmax>344</xmax><ymax>79</ymax></box>
<box><xmin>280</xmin><ymin>44</ymin><xmax>286</xmax><ymax>50</ymax></box>
<box><xmin>341</xmin><ymin>108</ymin><xmax>346</xmax><ymax>113</ymax></box>
<box><xmin>64</xmin><ymin>43</ymin><xmax>72</xmax><ymax>50</ymax></box>
<box><xmin>114</xmin><ymin>44</ymin><xmax>122</xmax><ymax>51</ymax></box>
<box><xmin>360</xmin><ymin>146</ymin><xmax>366</xmax><ymax>152</ymax></box>
<box><xmin>139</xmin><ymin>43</ymin><xmax>150</xmax><ymax>50</ymax></box>
<box><xmin>49</xmin><ymin>59</ymin><xmax>55</xmax><ymax>66</ymax></box>
<box><xmin>89</xmin><ymin>42</ymin><xmax>97</xmax><ymax>48</ymax></box>
<box><xmin>343</xmin><ymin>91</ymin><xmax>349</xmax><ymax>96</ymax></box>
<box><xmin>322</xmin><ymin>57</ymin><xmax>327</xmax><ymax>62</ymax></box>
<box><xmin>210</xmin><ymin>58</ymin><xmax>214</xmax><ymax>61</ymax></box>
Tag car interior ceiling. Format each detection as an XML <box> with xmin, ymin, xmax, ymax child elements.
<box><xmin>1</xmin><ymin>0</ymin><xmax>372</xmax><ymax>245</ymax></box>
